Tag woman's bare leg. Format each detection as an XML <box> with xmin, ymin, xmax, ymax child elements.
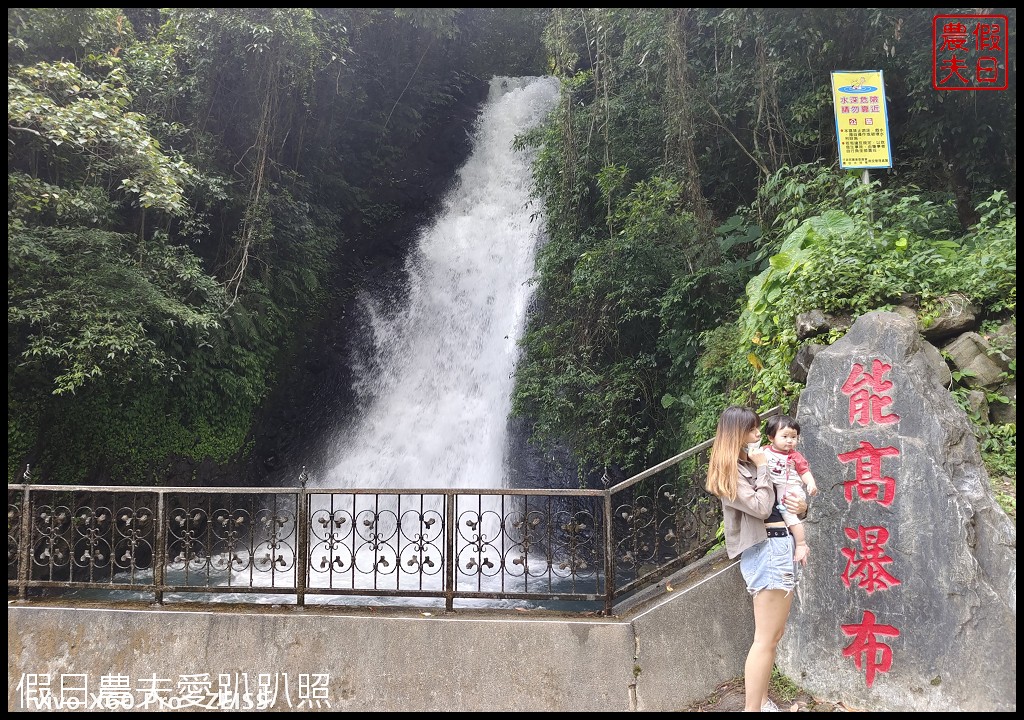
<box><xmin>743</xmin><ymin>589</ymin><xmax>794</xmax><ymax>711</ymax></box>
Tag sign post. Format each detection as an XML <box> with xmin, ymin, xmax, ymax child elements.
<box><xmin>830</xmin><ymin>69</ymin><xmax>893</xmax><ymax>182</ymax></box>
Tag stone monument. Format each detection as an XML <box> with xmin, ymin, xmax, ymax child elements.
<box><xmin>778</xmin><ymin>311</ymin><xmax>1015</xmax><ymax>711</ymax></box>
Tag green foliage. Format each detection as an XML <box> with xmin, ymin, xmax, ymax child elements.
<box><xmin>734</xmin><ymin>171</ymin><xmax>1016</xmax><ymax>410</ymax></box>
<box><xmin>7</xmin><ymin>7</ymin><xmax>1018</xmax><ymax>491</ymax></box>
<box><xmin>709</xmin><ymin>521</ymin><xmax>726</xmax><ymax>554</ymax></box>
<box><xmin>9</xmin><ymin>7</ymin><xmax>550</xmax><ymax>484</ymax></box>
<box><xmin>769</xmin><ymin>666</ymin><xmax>802</xmax><ymax>703</ymax></box>
<box><xmin>949</xmin><ymin>380</ymin><xmax>1016</xmax><ymax>519</ymax></box>
<box><xmin>7</xmin><ymin>391</ymin><xmax>43</xmax><ymax>481</ymax></box>
<box><xmin>7</xmin><ymin>8</ymin><xmax>128</xmax><ymax>65</ymax></box>
<box><xmin>513</xmin><ymin>175</ymin><xmax>704</xmax><ymax>471</ymax></box>
<box><xmin>8</xmin><ymin>60</ymin><xmax>199</xmax><ymax>215</ymax></box>
<box><xmin>9</xmin><ymin>226</ymin><xmax>223</xmax><ymax>395</ymax></box>
<box><xmin>9</xmin><ymin>172</ymin><xmax>117</xmax><ymax>226</ymax></box>
<box><xmin>521</xmin><ymin>7</ymin><xmax>1016</xmax><ymax>475</ymax></box>
<box><xmin>29</xmin><ymin>380</ymin><xmax>254</xmax><ymax>485</ymax></box>
<box><xmin>980</xmin><ymin>422</ymin><xmax>1016</xmax><ymax>474</ymax></box>
<box><xmin>8</xmin><ymin>10</ymin><xmax>305</xmax><ymax>480</ymax></box>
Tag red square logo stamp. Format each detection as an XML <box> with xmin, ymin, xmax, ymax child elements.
<box><xmin>933</xmin><ymin>14</ymin><xmax>1009</xmax><ymax>90</ymax></box>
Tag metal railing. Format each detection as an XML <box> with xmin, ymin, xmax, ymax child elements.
<box><xmin>8</xmin><ymin>408</ymin><xmax>777</xmax><ymax>615</ymax></box>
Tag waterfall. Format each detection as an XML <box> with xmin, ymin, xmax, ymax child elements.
<box><xmin>64</xmin><ymin>77</ymin><xmax>576</xmax><ymax>609</ymax></box>
<box><xmin>317</xmin><ymin>76</ymin><xmax>560</xmax><ymax>492</ymax></box>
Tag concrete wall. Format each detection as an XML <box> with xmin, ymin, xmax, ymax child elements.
<box><xmin>8</xmin><ymin>552</ymin><xmax>754</xmax><ymax>712</ymax></box>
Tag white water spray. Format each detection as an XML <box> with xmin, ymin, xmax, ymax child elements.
<box><xmin>318</xmin><ymin>76</ymin><xmax>560</xmax><ymax>492</ymax></box>
<box><xmin>69</xmin><ymin>77</ymin><xmax>579</xmax><ymax>609</ymax></box>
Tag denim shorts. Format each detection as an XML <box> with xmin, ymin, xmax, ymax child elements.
<box><xmin>739</xmin><ymin>535</ymin><xmax>796</xmax><ymax>597</ymax></box>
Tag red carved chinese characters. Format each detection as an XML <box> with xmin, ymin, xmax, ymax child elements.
<box><xmin>841</xmin><ymin>526</ymin><xmax>901</xmax><ymax>594</ymax></box>
<box><xmin>838</xmin><ymin>441</ymin><xmax>899</xmax><ymax>507</ymax></box>
<box><xmin>836</xmin><ymin>357</ymin><xmax>901</xmax><ymax>686</ymax></box>
<box><xmin>841</xmin><ymin>610</ymin><xmax>900</xmax><ymax>687</ymax></box>
<box><xmin>841</xmin><ymin>359</ymin><xmax>900</xmax><ymax>426</ymax></box>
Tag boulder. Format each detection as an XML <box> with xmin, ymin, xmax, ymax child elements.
<box><xmin>942</xmin><ymin>332</ymin><xmax>1008</xmax><ymax>389</ymax></box>
<box><xmin>919</xmin><ymin>293</ymin><xmax>978</xmax><ymax>342</ymax></box>
<box><xmin>789</xmin><ymin>343</ymin><xmax>825</xmax><ymax>384</ymax></box>
<box><xmin>780</xmin><ymin>311</ymin><xmax>1015</xmax><ymax>712</ymax></box>
<box><xmin>796</xmin><ymin>310</ymin><xmax>851</xmax><ymax>340</ymax></box>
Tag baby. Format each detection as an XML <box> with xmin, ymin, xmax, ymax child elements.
<box><xmin>762</xmin><ymin>414</ymin><xmax>817</xmax><ymax>565</ymax></box>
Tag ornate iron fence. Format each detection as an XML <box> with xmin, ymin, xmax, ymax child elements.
<box><xmin>8</xmin><ymin>408</ymin><xmax>778</xmax><ymax>614</ymax></box>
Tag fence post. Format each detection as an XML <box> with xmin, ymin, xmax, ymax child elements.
<box><xmin>603</xmin><ymin>489</ymin><xmax>615</xmax><ymax>616</ymax></box>
<box><xmin>154</xmin><ymin>490</ymin><xmax>166</xmax><ymax>604</ymax></box>
<box><xmin>17</xmin><ymin>486</ymin><xmax>32</xmax><ymax>600</ymax></box>
<box><xmin>296</xmin><ymin>469</ymin><xmax>309</xmax><ymax>607</ymax></box>
<box><xmin>445</xmin><ymin>492</ymin><xmax>456</xmax><ymax>612</ymax></box>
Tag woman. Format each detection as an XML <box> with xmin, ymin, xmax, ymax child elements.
<box><xmin>705</xmin><ymin>406</ymin><xmax>805</xmax><ymax>712</ymax></box>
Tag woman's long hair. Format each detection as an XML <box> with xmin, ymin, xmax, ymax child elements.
<box><xmin>705</xmin><ymin>406</ymin><xmax>760</xmax><ymax>501</ymax></box>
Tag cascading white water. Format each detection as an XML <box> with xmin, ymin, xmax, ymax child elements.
<box><xmin>318</xmin><ymin>76</ymin><xmax>560</xmax><ymax>492</ymax></box>
<box><xmin>68</xmin><ymin>77</ymin><xmax>577</xmax><ymax>609</ymax></box>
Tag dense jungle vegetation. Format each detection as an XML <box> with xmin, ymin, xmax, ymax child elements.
<box><xmin>7</xmin><ymin>9</ymin><xmax>1016</xmax><ymax>505</ymax></box>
